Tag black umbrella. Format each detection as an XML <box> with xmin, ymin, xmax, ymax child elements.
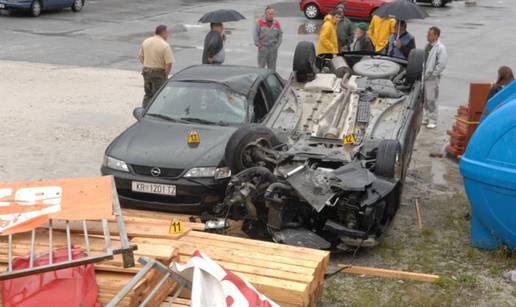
<box><xmin>373</xmin><ymin>0</ymin><xmax>429</xmax><ymax>20</ymax></box>
<box><xmin>198</xmin><ymin>9</ymin><xmax>246</xmax><ymax>23</ymax></box>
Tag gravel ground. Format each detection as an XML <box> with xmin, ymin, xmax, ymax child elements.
<box><xmin>1</xmin><ymin>60</ymin><xmax>515</xmax><ymax>306</ymax></box>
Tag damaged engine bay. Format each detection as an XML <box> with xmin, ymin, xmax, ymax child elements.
<box><xmin>217</xmin><ymin>42</ymin><xmax>425</xmax><ymax>251</ymax></box>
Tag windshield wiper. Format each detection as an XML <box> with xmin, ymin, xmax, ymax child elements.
<box><xmin>180</xmin><ymin>117</ymin><xmax>228</xmax><ymax>126</ymax></box>
<box><xmin>147</xmin><ymin>113</ymin><xmax>189</xmax><ymax>123</ymax></box>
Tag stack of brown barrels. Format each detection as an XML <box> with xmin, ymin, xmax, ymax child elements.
<box><xmin>446</xmin><ymin>83</ymin><xmax>492</xmax><ymax>158</ymax></box>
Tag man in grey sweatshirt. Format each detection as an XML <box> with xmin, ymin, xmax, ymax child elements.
<box><xmin>423</xmin><ymin>26</ymin><xmax>448</xmax><ymax>129</ymax></box>
<box><xmin>253</xmin><ymin>6</ymin><xmax>283</xmax><ymax>71</ymax></box>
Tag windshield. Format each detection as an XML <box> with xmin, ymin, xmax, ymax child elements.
<box><xmin>146</xmin><ymin>82</ymin><xmax>247</xmax><ymax>125</ymax></box>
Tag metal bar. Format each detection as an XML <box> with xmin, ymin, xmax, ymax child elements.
<box><xmin>106</xmin><ymin>260</ymin><xmax>155</xmax><ymax>307</ymax></box>
<box><xmin>139</xmin><ymin>272</ymin><xmax>171</xmax><ymax>307</ymax></box>
<box><xmin>29</xmin><ymin>229</ymin><xmax>36</xmax><ymax>268</ymax></box>
<box><xmin>7</xmin><ymin>234</ymin><xmax>12</xmax><ymax>272</ymax></box>
<box><xmin>111</xmin><ymin>177</ymin><xmax>135</xmax><ymax>268</ymax></box>
<box><xmin>82</xmin><ymin>220</ymin><xmax>90</xmax><ymax>255</ymax></box>
<box><xmin>66</xmin><ymin>220</ymin><xmax>72</xmax><ymax>261</ymax></box>
<box><xmin>138</xmin><ymin>257</ymin><xmax>191</xmax><ymax>289</ymax></box>
<box><xmin>169</xmin><ymin>284</ymin><xmax>185</xmax><ymax>305</ymax></box>
<box><xmin>101</xmin><ymin>218</ymin><xmax>112</xmax><ymax>253</ymax></box>
<box><xmin>48</xmin><ymin>219</ymin><xmax>53</xmax><ymax>265</ymax></box>
<box><xmin>0</xmin><ymin>254</ymin><xmax>115</xmax><ymax>281</ymax></box>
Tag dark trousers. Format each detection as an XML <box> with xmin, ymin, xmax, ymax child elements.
<box><xmin>142</xmin><ymin>67</ymin><xmax>166</xmax><ymax>108</ymax></box>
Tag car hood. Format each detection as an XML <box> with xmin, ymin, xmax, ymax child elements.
<box><xmin>107</xmin><ymin>118</ymin><xmax>239</xmax><ymax>169</ymax></box>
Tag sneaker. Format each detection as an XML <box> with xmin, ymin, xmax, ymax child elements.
<box><xmin>426</xmin><ymin>122</ymin><xmax>437</xmax><ymax>129</ymax></box>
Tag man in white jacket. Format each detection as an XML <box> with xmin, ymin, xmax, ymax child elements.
<box><xmin>423</xmin><ymin>26</ymin><xmax>448</xmax><ymax>129</ymax></box>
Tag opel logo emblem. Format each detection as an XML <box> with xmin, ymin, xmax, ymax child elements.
<box><xmin>150</xmin><ymin>167</ymin><xmax>161</xmax><ymax>177</ymax></box>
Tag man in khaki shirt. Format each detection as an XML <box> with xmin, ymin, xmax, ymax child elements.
<box><xmin>138</xmin><ymin>25</ymin><xmax>175</xmax><ymax>108</ymax></box>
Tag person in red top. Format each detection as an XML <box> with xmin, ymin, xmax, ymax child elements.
<box><xmin>253</xmin><ymin>6</ymin><xmax>283</xmax><ymax>71</ymax></box>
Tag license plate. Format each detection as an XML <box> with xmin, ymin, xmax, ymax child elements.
<box><xmin>0</xmin><ymin>4</ymin><xmax>5</xmax><ymax>8</ymax></box>
<box><xmin>131</xmin><ymin>181</ymin><xmax>176</xmax><ymax>196</ymax></box>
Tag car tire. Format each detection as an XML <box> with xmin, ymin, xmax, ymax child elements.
<box><xmin>431</xmin><ymin>0</ymin><xmax>444</xmax><ymax>7</ymax></box>
<box><xmin>304</xmin><ymin>3</ymin><xmax>320</xmax><ymax>19</ymax></box>
<box><xmin>375</xmin><ymin>140</ymin><xmax>402</xmax><ymax>179</ymax></box>
<box><xmin>71</xmin><ymin>0</ymin><xmax>83</xmax><ymax>12</ymax></box>
<box><xmin>30</xmin><ymin>0</ymin><xmax>42</xmax><ymax>17</ymax></box>
<box><xmin>293</xmin><ymin>41</ymin><xmax>318</xmax><ymax>82</ymax></box>
<box><xmin>224</xmin><ymin>124</ymin><xmax>280</xmax><ymax>174</ymax></box>
<box><xmin>406</xmin><ymin>48</ymin><xmax>425</xmax><ymax>84</ymax></box>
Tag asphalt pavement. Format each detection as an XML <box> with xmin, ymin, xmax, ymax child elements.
<box><xmin>1</xmin><ymin>0</ymin><xmax>516</xmax><ymax>125</ymax></box>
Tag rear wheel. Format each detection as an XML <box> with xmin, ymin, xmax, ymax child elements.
<box><xmin>375</xmin><ymin>140</ymin><xmax>403</xmax><ymax>219</ymax></box>
<box><xmin>304</xmin><ymin>3</ymin><xmax>320</xmax><ymax>19</ymax></box>
<box><xmin>431</xmin><ymin>0</ymin><xmax>445</xmax><ymax>7</ymax></box>
<box><xmin>30</xmin><ymin>0</ymin><xmax>41</xmax><ymax>17</ymax></box>
<box><xmin>72</xmin><ymin>0</ymin><xmax>83</xmax><ymax>12</ymax></box>
<box><xmin>293</xmin><ymin>41</ymin><xmax>318</xmax><ymax>82</ymax></box>
<box><xmin>406</xmin><ymin>49</ymin><xmax>425</xmax><ymax>84</ymax></box>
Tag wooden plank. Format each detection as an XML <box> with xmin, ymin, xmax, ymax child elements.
<box><xmin>337</xmin><ymin>265</ymin><xmax>439</xmax><ymax>282</ymax></box>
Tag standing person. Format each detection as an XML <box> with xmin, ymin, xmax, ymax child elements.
<box><xmin>316</xmin><ymin>11</ymin><xmax>341</xmax><ymax>56</ymax></box>
<box><xmin>138</xmin><ymin>25</ymin><xmax>175</xmax><ymax>108</ymax></box>
<box><xmin>423</xmin><ymin>26</ymin><xmax>448</xmax><ymax>129</ymax></box>
<box><xmin>202</xmin><ymin>23</ymin><xmax>225</xmax><ymax>65</ymax></box>
<box><xmin>368</xmin><ymin>15</ymin><xmax>396</xmax><ymax>54</ymax></box>
<box><xmin>351</xmin><ymin>22</ymin><xmax>374</xmax><ymax>52</ymax></box>
<box><xmin>335</xmin><ymin>3</ymin><xmax>353</xmax><ymax>52</ymax></box>
<box><xmin>387</xmin><ymin>20</ymin><xmax>416</xmax><ymax>59</ymax></box>
<box><xmin>482</xmin><ymin>66</ymin><xmax>514</xmax><ymax>119</ymax></box>
<box><xmin>254</xmin><ymin>6</ymin><xmax>283</xmax><ymax>71</ymax></box>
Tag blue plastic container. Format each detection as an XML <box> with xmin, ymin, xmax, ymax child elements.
<box><xmin>460</xmin><ymin>83</ymin><xmax>516</xmax><ymax>249</ymax></box>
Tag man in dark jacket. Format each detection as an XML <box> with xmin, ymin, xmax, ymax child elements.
<box><xmin>387</xmin><ymin>20</ymin><xmax>415</xmax><ymax>60</ymax></box>
<box><xmin>351</xmin><ymin>22</ymin><xmax>374</xmax><ymax>53</ymax></box>
<box><xmin>335</xmin><ymin>3</ymin><xmax>353</xmax><ymax>52</ymax></box>
<box><xmin>202</xmin><ymin>23</ymin><xmax>225</xmax><ymax>64</ymax></box>
<box><xmin>254</xmin><ymin>6</ymin><xmax>283</xmax><ymax>71</ymax></box>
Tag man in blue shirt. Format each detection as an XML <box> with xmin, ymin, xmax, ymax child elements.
<box><xmin>387</xmin><ymin>20</ymin><xmax>415</xmax><ymax>60</ymax></box>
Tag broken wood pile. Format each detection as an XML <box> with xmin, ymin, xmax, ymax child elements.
<box><xmin>0</xmin><ymin>209</ymin><xmax>330</xmax><ymax>306</ymax></box>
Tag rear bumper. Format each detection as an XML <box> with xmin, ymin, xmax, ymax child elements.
<box><xmin>101</xmin><ymin>166</ymin><xmax>229</xmax><ymax>213</ymax></box>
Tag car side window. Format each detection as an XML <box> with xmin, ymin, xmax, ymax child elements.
<box><xmin>252</xmin><ymin>85</ymin><xmax>269</xmax><ymax>123</ymax></box>
<box><xmin>265</xmin><ymin>75</ymin><xmax>284</xmax><ymax>108</ymax></box>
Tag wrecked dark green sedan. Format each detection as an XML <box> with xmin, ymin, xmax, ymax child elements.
<box><xmin>101</xmin><ymin>65</ymin><xmax>289</xmax><ymax>212</ymax></box>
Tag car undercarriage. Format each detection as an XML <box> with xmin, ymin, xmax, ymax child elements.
<box><xmin>211</xmin><ymin>42</ymin><xmax>425</xmax><ymax>251</ymax></box>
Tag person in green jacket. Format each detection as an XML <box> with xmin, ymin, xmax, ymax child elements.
<box><xmin>335</xmin><ymin>3</ymin><xmax>353</xmax><ymax>52</ymax></box>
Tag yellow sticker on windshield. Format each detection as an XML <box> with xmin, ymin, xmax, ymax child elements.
<box><xmin>188</xmin><ymin>131</ymin><xmax>200</xmax><ymax>145</ymax></box>
<box><xmin>343</xmin><ymin>134</ymin><xmax>356</xmax><ymax>145</ymax></box>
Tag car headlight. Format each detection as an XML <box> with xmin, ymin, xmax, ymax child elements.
<box><xmin>103</xmin><ymin>155</ymin><xmax>129</xmax><ymax>172</ymax></box>
<box><xmin>184</xmin><ymin>167</ymin><xmax>231</xmax><ymax>179</ymax></box>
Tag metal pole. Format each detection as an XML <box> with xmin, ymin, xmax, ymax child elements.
<box><xmin>106</xmin><ymin>260</ymin><xmax>155</xmax><ymax>307</ymax></box>
<box><xmin>29</xmin><ymin>229</ymin><xmax>36</xmax><ymax>268</ymax></box>
<box><xmin>101</xmin><ymin>218</ymin><xmax>112</xmax><ymax>253</ymax></box>
<box><xmin>66</xmin><ymin>220</ymin><xmax>72</xmax><ymax>261</ymax></box>
<box><xmin>48</xmin><ymin>219</ymin><xmax>53</xmax><ymax>265</ymax></box>
<box><xmin>82</xmin><ymin>220</ymin><xmax>90</xmax><ymax>255</ymax></box>
<box><xmin>140</xmin><ymin>272</ymin><xmax>171</xmax><ymax>307</ymax></box>
<box><xmin>111</xmin><ymin>177</ymin><xmax>134</xmax><ymax>267</ymax></box>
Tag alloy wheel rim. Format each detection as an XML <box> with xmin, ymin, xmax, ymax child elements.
<box><xmin>33</xmin><ymin>2</ymin><xmax>41</xmax><ymax>15</ymax></box>
<box><xmin>306</xmin><ymin>5</ymin><xmax>317</xmax><ymax>18</ymax></box>
<box><xmin>74</xmin><ymin>0</ymin><xmax>82</xmax><ymax>9</ymax></box>
<box><xmin>431</xmin><ymin>0</ymin><xmax>442</xmax><ymax>6</ymax></box>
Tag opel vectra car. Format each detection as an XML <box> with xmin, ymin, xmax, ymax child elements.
<box><xmin>0</xmin><ymin>0</ymin><xmax>84</xmax><ymax>16</ymax></box>
<box><xmin>101</xmin><ymin>65</ymin><xmax>288</xmax><ymax>212</ymax></box>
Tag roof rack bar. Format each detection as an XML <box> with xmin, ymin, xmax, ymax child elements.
<box><xmin>66</xmin><ymin>220</ymin><xmax>72</xmax><ymax>261</ymax></box>
<box><xmin>82</xmin><ymin>220</ymin><xmax>90</xmax><ymax>256</ymax></box>
<box><xmin>29</xmin><ymin>229</ymin><xmax>36</xmax><ymax>268</ymax></box>
<box><xmin>48</xmin><ymin>219</ymin><xmax>53</xmax><ymax>265</ymax></box>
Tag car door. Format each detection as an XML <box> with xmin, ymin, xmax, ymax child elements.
<box><xmin>50</xmin><ymin>0</ymin><xmax>73</xmax><ymax>9</ymax></box>
<box><xmin>321</xmin><ymin>0</ymin><xmax>342</xmax><ymax>12</ymax></box>
<box><xmin>344</xmin><ymin>0</ymin><xmax>370</xmax><ymax>18</ymax></box>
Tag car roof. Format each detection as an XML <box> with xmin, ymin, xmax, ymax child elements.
<box><xmin>171</xmin><ymin>65</ymin><xmax>272</xmax><ymax>96</ymax></box>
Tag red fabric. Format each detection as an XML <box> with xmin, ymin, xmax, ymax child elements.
<box><xmin>1</xmin><ymin>247</ymin><xmax>99</xmax><ymax>307</ymax></box>
<box><xmin>257</xmin><ymin>18</ymin><xmax>281</xmax><ymax>30</ymax></box>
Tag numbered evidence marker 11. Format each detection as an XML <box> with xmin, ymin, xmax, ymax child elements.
<box><xmin>169</xmin><ymin>218</ymin><xmax>184</xmax><ymax>235</ymax></box>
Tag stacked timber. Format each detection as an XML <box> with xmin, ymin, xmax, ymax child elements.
<box><xmin>446</xmin><ymin>83</ymin><xmax>491</xmax><ymax>157</ymax></box>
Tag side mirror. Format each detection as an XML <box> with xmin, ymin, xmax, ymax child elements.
<box><xmin>133</xmin><ymin>107</ymin><xmax>145</xmax><ymax>120</ymax></box>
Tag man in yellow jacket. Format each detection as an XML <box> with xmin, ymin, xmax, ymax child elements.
<box><xmin>316</xmin><ymin>12</ymin><xmax>341</xmax><ymax>55</ymax></box>
<box><xmin>368</xmin><ymin>15</ymin><xmax>396</xmax><ymax>54</ymax></box>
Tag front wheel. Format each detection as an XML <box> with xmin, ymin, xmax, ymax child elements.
<box><xmin>304</xmin><ymin>4</ymin><xmax>320</xmax><ymax>19</ymax></box>
<box><xmin>431</xmin><ymin>0</ymin><xmax>445</xmax><ymax>7</ymax></box>
<box><xmin>72</xmin><ymin>0</ymin><xmax>83</xmax><ymax>12</ymax></box>
<box><xmin>31</xmin><ymin>0</ymin><xmax>41</xmax><ymax>17</ymax></box>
